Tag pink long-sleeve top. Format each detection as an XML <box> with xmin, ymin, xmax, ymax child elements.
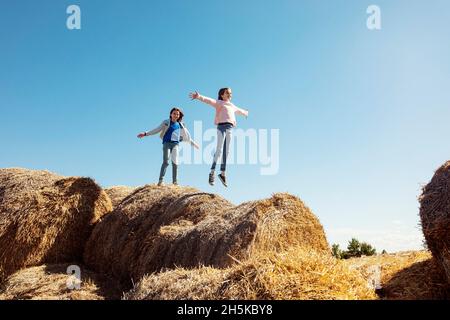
<box><xmin>196</xmin><ymin>94</ymin><xmax>249</xmax><ymax>126</ymax></box>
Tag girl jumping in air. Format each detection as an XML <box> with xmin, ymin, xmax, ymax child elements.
<box><xmin>137</xmin><ymin>107</ymin><xmax>199</xmax><ymax>186</ymax></box>
<box><xmin>189</xmin><ymin>88</ymin><xmax>249</xmax><ymax>187</ymax></box>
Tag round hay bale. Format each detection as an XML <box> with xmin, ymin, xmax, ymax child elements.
<box><xmin>84</xmin><ymin>185</ymin><xmax>329</xmax><ymax>287</ymax></box>
<box><xmin>0</xmin><ymin>264</ymin><xmax>121</xmax><ymax>300</ymax></box>
<box><xmin>0</xmin><ymin>168</ymin><xmax>62</xmax><ymax>206</ymax></box>
<box><xmin>105</xmin><ymin>186</ymin><xmax>136</xmax><ymax>208</ymax></box>
<box><xmin>124</xmin><ymin>246</ymin><xmax>375</xmax><ymax>300</ymax></box>
<box><xmin>0</xmin><ymin>168</ymin><xmax>112</xmax><ymax>281</ymax></box>
<box><xmin>419</xmin><ymin>161</ymin><xmax>450</xmax><ymax>283</ymax></box>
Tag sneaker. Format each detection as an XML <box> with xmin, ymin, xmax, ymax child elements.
<box><xmin>208</xmin><ymin>172</ymin><xmax>215</xmax><ymax>186</ymax></box>
<box><xmin>157</xmin><ymin>180</ymin><xmax>164</xmax><ymax>186</ymax></box>
<box><xmin>218</xmin><ymin>173</ymin><xmax>227</xmax><ymax>187</ymax></box>
<box><xmin>173</xmin><ymin>181</ymin><xmax>178</xmax><ymax>186</ymax></box>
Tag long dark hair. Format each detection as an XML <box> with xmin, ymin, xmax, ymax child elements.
<box><xmin>218</xmin><ymin>88</ymin><xmax>231</xmax><ymax>101</ymax></box>
<box><xmin>169</xmin><ymin>107</ymin><xmax>184</xmax><ymax>122</ymax></box>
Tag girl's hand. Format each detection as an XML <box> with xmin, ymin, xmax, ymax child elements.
<box><xmin>194</xmin><ymin>143</ymin><xmax>200</xmax><ymax>150</ymax></box>
<box><xmin>189</xmin><ymin>91</ymin><xmax>199</xmax><ymax>100</ymax></box>
<box><xmin>137</xmin><ymin>132</ymin><xmax>146</xmax><ymax>138</ymax></box>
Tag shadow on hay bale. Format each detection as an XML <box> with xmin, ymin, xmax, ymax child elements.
<box><xmin>380</xmin><ymin>258</ymin><xmax>450</xmax><ymax>300</ymax></box>
<box><xmin>346</xmin><ymin>250</ymin><xmax>450</xmax><ymax>300</ymax></box>
<box><xmin>123</xmin><ymin>246</ymin><xmax>375</xmax><ymax>300</ymax></box>
<box><xmin>0</xmin><ymin>264</ymin><xmax>121</xmax><ymax>300</ymax></box>
<box><xmin>84</xmin><ymin>185</ymin><xmax>329</xmax><ymax>288</ymax></box>
<box><xmin>0</xmin><ymin>168</ymin><xmax>112</xmax><ymax>282</ymax></box>
<box><xmin>419</xmin><ymin>161</ymin><xmax>450</xmax><ymax>283</ymax></box>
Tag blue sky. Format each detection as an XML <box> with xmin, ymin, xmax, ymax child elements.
<box><xmin>1</xmin><ymin>0</ymin><xmax>450</xmax><ymax>252</ymax></box>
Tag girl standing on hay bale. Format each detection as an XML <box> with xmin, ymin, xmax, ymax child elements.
<box><xmin>137</xmin><ymin>107</ymin><xmax>199</xmax><ymax>186</ymax></box>
<box><xmin>189</xmin><ymin>88</ymin><xmax>249</xmax><ymax>187</ymax></box>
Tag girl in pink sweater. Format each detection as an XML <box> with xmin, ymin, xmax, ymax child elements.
<box><xmin>189</xmin><ymin>88</ymin><xmax>249</xmax><ymax>187</ymax></box>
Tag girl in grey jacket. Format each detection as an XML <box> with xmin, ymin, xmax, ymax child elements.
<box><xmin>138</xmin><ymin>108</ymin><xmax>199</xmax><ymax>186</ymax></box>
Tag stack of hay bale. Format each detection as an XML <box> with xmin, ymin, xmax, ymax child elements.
<box><xmin>83</xmin><ymin>187</ymin><xmax>331</xmax><ymax>286</ymax></box>
<box><xmin>0</xmin><ymin>168</ymin><xmax>113</xmax><ymax>299</ymax></box>
<box><xmin>7</xmin><ymin>162</ymin><xmax>450</xmax><ymax>300</ymax></box>
<box><xmin>83</xmin><ymin>184</ymin><xmax>377</xmax><ymax>299</ymax></box>
<box><xmin>2</xmin><ymin>167</ymin><xmax>368</xmax><ymax>300</ymax></box>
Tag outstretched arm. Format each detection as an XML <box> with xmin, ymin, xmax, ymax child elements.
<box><xmin>137</xmin><ymin>121</ymin><xmax>165</xmax><ymax>138</ymax></box>
<box><xmin>235</xmin><ymin>105</ymin><xmax>249</xmax><ymax>118</ymax></box>
<box><xmin>189</xmin><ymin>91</ymin><xmax>219</xmax><ymax>109</ymax></box>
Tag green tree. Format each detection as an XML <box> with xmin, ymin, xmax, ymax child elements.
<box><xmin>360</xmin><ymin>242</ymin><xmax>376</xmax><ymax>256</ymax></box>
<box><xmin>336</xmin><ymin>238</ymin><xmax>378</xmax><ymax>259</ymax></box>
<box><xmin>346</xmin><ymin>238</ymin><xmax>361</xmax><ymax>258</ymax></box>
<box><xmin>332</xmin><ymin>244</ymin><xmax>342</xmax><ymax>259</ymax></box>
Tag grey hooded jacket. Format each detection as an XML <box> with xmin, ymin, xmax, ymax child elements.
<box><xmin>144</xmin><ymin>119</ymin><xmax>198</xmax><ymax>147</ymax></box>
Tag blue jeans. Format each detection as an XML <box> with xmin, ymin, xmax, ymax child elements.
<box><xmin>211</xmin><ymin>123</ymin><xmax>233</xmax><ymax>172</ymax></box>
<box><xmin>159</xmin><ymin>142</ymin><xmax>179</xmax><ymax>182</ymax></box>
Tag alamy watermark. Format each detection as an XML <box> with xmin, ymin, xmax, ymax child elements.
<box><xmin>367</xmin><ymin>5</ymin><xmax>382</xmax><ymax>30</ymax></box>
<box><xmin>66</xmin><ymin>265</ymin><xmax>81</xmax><ymax>290</ymax></box>
<box><xmin>349</xmin><ymin>263</ymin><xmax>382</xmax><ymax>290</ymax></box>
<box><xmin>66</xmin><ymin>5</ymin><xmax>381</xmax><ymax>31</ymax></box>
<box><xmin>66</xmin><ymin>5</ymin><xmax>81</xmax><ymax>30</ymax></box>
<box><xmin>366</xmin><ymin>265</ymin><xmax>382</xmax><ymax>290</ymax></box>
<box><xmin>177</xmin><ymin>121</ymin><xmax>280</xmax><ymax>176</ymax></box>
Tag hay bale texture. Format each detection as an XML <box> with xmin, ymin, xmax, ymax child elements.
<box><xmin>419</xmin><ymin>161</ymin><xmax>450</xmax><ymax>283</ymax></box>
<box><xmin>0</xmin><ymin>264</ymin><xmax>121</xmax><ymax>300</ymax></box>
<box><xmin>124</xmin><ymin>246</ymin><xmax>376</xmax><ymax>300</ymax></box>
<box><xmin>0</xmin><ymin>168</ymin><xmax>112</xmax><ymax>281</ymax></box>
<box><xmin>105</xmin><ymin>186</ymin><xmax>136</xmax><ymax>208</ymax></box>
<box><xmin>84</xmin><ymin>185</ymin><xmax>329</xmax><ymax>286</ymax></box>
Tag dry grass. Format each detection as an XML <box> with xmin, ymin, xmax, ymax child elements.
<box><xmin>346</xmin><ymin>251</ymin><xmax>450</xmax><ymax>300</ymax></box>
<box><xmin>84</xmin><ymin>185</ymin><xmax>329</xmax><ymax>288</ymax></box>
<box><xmin>124</xmin><ymin>246</ymin><xmax>376</xmax><ymax>300</ymax></box>
<box><xmin>105</xmin><ymin>186</ymin><xmax>136</xmax><ymax>208</ymax></box>
<box><xmin>0</xmin><ymin>264</ymin><xmax>121</xmax><ymax>300</ymax></box>
<box><xmin>419</xmin><ymin>161</ymin><xmax>450</xmax><ymax>283</ymax></box>
<box><xmin>0</xmin><ymin>168</ymin><xmax>112</xmax><ymax>282</ymax></box>
<box><xmin>4</xmin><ymin>251</ymin><xmax>447</xmax><ymax>301</ymax></box>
